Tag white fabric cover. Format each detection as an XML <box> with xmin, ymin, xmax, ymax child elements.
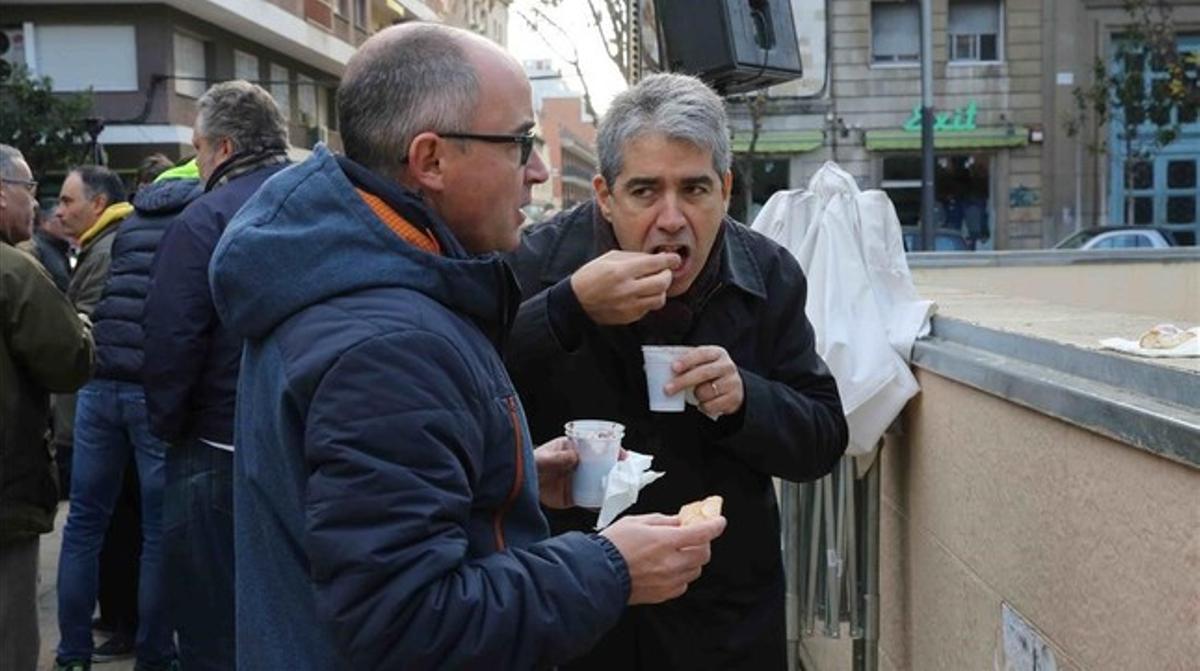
<box><xmin>751</xmin><ymin>162</ymin><xmax>935</xmax><ymax>456</ymax></box>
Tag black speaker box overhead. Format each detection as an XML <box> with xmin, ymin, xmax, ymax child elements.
<box><xmin>656</xmin><ymin>0</ymin><xmax>804</xmax><ymax>95</ymax></box>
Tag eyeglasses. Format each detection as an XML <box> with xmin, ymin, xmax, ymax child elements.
<box><xmin>440</xmin><ymin>131</ymin><xmax>536</xmax><ymax>166</ymax></box>
<box><xmin>1</xmin><ymin>177</ymin><xmax>38</xmax><ymax>197</ymax></box>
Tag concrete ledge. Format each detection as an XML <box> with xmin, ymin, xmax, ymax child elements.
<box><xmin>913</xmin><ymin>316</ymin><xmax>1200</xmax><ymax>469</ymax></box>
<box><xmin>907</xmin><ymin>247</ymin><xmax>1200</xmax><ymax>268</ymax></box>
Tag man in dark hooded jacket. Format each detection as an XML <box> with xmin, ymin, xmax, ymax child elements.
<box><xmin>505</xmin><ymin>73</ymin><xmax>848</xmax><ymax>670</ymax></box>
<box><xmin>53</xmin><ymin>160</ymin><xmax>200</xmax><ymax>671</ymax></box>
<box><xmin>143</xmin><ymin>81</ymin><xmax>289</xmax><ymax>670</ymax></box>
<box><xmin>210</xmin><ymin>24</ymin><xmax>726</xmax><ymax>671</ymax></box>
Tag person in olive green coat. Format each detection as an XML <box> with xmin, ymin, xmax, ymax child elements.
<box><xmin>1</xmin><ymin>144</ymin><xmax>94</xmax><ymax>671</ymax></box>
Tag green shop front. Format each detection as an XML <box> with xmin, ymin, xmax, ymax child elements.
<box><xmin>867</xmin><ymin>101</ymin><xmax>1030</xmax><ymax>252</ymax></box>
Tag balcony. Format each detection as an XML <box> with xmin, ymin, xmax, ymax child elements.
<box><xmin>12</xmin><ymin>0</ymin><xmax>358</xmax><ymax>73</ymax></box>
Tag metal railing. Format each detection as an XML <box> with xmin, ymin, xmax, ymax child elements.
<box><xmin>783</xmin><ymin>451</ymin><xmax>882</xmax><ymax>671</ymax></box>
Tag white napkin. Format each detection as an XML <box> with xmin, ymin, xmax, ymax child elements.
<box><xmin>1100</xmin><ymin>326</ymin><xmax>1200</xmax><ymax>358</ymax></box>
<box><xmin>593</xmin><ymin>451</ymin><xmax>665</xmax><ymax>529</ymax></box>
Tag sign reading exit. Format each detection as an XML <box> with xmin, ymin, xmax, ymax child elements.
<box><xmin>903</xmin><ymin>101</ymin><xmax>978</xmax><ymax>132</ymax></box>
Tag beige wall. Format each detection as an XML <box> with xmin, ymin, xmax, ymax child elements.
<box><xmin>911</xmin><ymin>261</ymin><xmax>1200</xmax><ymax>323</ymax></box>
<box><xmin>803</xmin><ymin>372</ymin><xmax>1200</xmax><ymax>670</ymax></box>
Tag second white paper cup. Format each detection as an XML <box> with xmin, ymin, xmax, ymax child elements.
<box><xmin>642</xmin><ymin>346</ymin><xmax>693</xmax><ymax>413</ymax></box>
<box><xmin>565</xmin><ymin>420</ymin><xmax>624</xmax><ymax>509</ymax></box>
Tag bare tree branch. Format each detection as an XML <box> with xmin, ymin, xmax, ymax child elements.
<box><xmin>515</xmin><ymin>7</ymin><xmax>602</xmax><ymax>126</ymax></box>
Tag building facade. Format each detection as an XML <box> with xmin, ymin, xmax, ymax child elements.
<box><xmin>1</xmin><ymin>0</ymin><xmax>511</xmax><ymax>182</ymax></box>
<box><xmin>726</xmin><ymin>0</ymin><xmax>1200</xmax><ymax>249</ymax></box>
<box><xmin>430</xmin><ymin>0</ymin><xmax>509</xmax><ymax>46</ymax></box>
<box><xmin>525</xmin><ymin>59</ymin><xmax>598</xmax><ymax>217</ymax></box>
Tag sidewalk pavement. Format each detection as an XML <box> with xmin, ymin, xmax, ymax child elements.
<box><xmin>36</xmin><ymin>505</ymin><xmax>135</xmax><ymax>671</ymax></box>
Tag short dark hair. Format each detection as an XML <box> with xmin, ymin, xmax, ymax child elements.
<box><xmin>70</xmin><ymin>165</ymin><xmax>127</xmax><ymax>208</ymax></box>
<box><xmin>337</xmin><ymin>23</ymin><xmax>479</xmax><ymax>177</ymax></box>
<box><xmin>136</xmin><ymin>153</ymin><xmax>175</xmax><ymax>185</ymax></box>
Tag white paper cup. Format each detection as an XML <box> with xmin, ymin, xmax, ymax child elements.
<box><xmin>642</xmin><ymin>346</ymin><xmax>693</xmax><ymax>413</ymax></box>
<box><xmin>565</xmin><ymin>420</ymin><xmax>624</xmax><ymax>509</ymax></box>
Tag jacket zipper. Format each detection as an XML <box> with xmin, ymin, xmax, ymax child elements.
<box><xmin>493</xmin><ymin>396</ymin><xmax>525</xmax><ymax>551</ymax></box>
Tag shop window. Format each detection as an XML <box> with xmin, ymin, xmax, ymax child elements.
<box><xmin>1167</xmin><ymin>196</ymin><xmax>1195</xmax><ymax>224</ymax></box>
<box><xmin>881</xmin><ymin>154</ymin><xmax>991</xmax><ymax>251</ymax></box>
<box><xmin>731</xmin><ymin>158</ymin><xmax>790</xmax><ymax>224</ymax></box>
<box><xmin>1132</xmin><ymin>196</ymin><xmax>1153</xmax><ymax>225</ymax></box>
<box><xmin>174</xmin><ymin>33</ymin><xmax>207</xmax><ymax>99</ymax></box>
<box><xmin>1167</xmin><ymin>159</ymin><xmax>1195</xmax><ymax>189</ymax></box>
<box><xmin>871</xmin><ymin>2</ymin><xmax>920</xmax><ymax>64</ymax></box>
<box><xmin>948</xmin><ymin>0</ymin><xmax>1002</xmax><ymax>63</ymax></box>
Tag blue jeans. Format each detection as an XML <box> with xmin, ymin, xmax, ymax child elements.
<box><xmin>56</xmin><ymin>380</ymin><xmax>173</xmax><ymax>665</ymax></box>
<box><xmin>164</xmin><ymin>439</ymin><xmax>235</xmax><ymax>670</ymax></box>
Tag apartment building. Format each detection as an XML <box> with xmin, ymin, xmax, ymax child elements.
<box><xmin>525</xmin><ymin>59</ymin><xmax>598</xmax><ymax>216</ymax></box>
<box><xmin>726</xmin><ymin>0</ymin><xmax>1200</xmax><ymax>249</ymax></box>
<box><xmin>0</xmin><ymin>0</ymin><xmax>494</xmax><ymax>179</ymax></box>
<box><xmin>432</xmin><ymin>0</ymin><xmax>509</xmax><ymax>46</ymax></box>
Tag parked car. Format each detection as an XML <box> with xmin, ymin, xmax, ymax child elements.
<box><xmin>1054</xmin><ymin>226</ymin><xmax>1177</xmax><ymax>250</ymax></box>
<box><xmin>903</xmin><ymin>228</ymin><xmax>971</xmax><ymax>252</ymax></box>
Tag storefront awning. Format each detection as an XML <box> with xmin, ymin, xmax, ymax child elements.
<box><xmin>731</xmin><ymin>130</ymin><xmax>824</xmax><ymax>154</ymax></box>
<box><xmin>865</xmin><ymin>127</ymin><xmax>1028</xmax><ymax>151</ymax></box>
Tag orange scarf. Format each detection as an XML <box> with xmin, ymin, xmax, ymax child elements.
<box><xmin>355</xmin><ymin>188</ymin><xmax>442</xmax><ymax>255</ymax></box>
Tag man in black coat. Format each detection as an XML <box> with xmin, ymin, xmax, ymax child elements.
<box><xmin>505</xmin><ymin>73</ymin><xmax>849</xmax><ymax>670</ymax></box>
<box><xmin>52</xmin><ymin>163</ymin><xmax>200</xmax><ymax>671</ymax></box>
<box><xmin>17</xmin><ymin>207</ymin><xmax>72</xmax><ymax>294</ymax></box>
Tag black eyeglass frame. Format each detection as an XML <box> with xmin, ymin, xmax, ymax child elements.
<box><xmin>439</xmin><ymin>131</ymin><xmax>536</xmax><ymax>166</ymax></box>
<box><xmin>1</xmin><ymin>177</ymin><xmax>39</xmax><ymax>196</ymax></box>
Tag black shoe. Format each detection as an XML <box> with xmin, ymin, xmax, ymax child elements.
<box><xmin>54</xmin><ymin>659</ymin><xmax>90</xmax><ymax>671</ymax></box>
<box><xmin>92</xmin><ymin>632</ymin><xmax>135</xmax><ymax>663</ymax></box>
<box><xmin>134</xmin><ymin>658</ymin><xmax>180</xmax><ymax>671</ymax></box>
<box><xmin>90</xmin><ymin>616</ymin><xmax>115</xmax><ymax>634</ymax></box>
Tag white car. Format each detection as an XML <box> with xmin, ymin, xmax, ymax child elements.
<box><xmin>1054</xmin><ymin>227</ymin><xmax>1176</xmax><ymax>250</ymax></box>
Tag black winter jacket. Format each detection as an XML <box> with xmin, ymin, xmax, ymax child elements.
<box><xmin>505</xmin><ymin>201</ymin><xmax>848</xmax><ymax>671</ymax></box>
<box><xmin>92</xmin><ymin>179</ymin><xmax>201</xmax><ymax>382</ymax></box>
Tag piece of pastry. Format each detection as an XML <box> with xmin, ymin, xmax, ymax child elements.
<box><xmin>678</xmin><ymin>495</ymin><xmax>724</xmax><ymax>525</ymax></box>
<box><xmin>1138</xmin><ymin>324</ymin><xmax>1197</xmax><ymax>349</ymax></box>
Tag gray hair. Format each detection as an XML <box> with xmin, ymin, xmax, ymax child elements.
<box><xmin>196</xmin><ymin>80</ymin><xmax>289</xmax><ymax>153</ymax></box>
<box><xmin>597</xmin><ymin>73</ymin><xmax>731</xmax><ymax>186</ymax></box>
<box><xmin>0</xmin><ymin>144</ymin><xmax>26</xmax><ymax>180</ymax></box>
<box><xmin>337</xmin><ymin>23</ymin><xmax>479</xmax><ymax>177</ymax></box>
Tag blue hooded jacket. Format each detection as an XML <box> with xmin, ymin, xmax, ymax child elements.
<box><xmin>209</xmin><ymin>145</ymin><xmax>629</xmax><ymax>671</ymax></box>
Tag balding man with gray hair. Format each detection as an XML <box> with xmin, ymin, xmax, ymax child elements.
<box><xmin>142</xmin><ymin>79</ymin><xmax>289</xmax><ymax>670</ymax></box>
<box><xmin>210</xmin><ymin>23</ymin><xmax>726</xmax><ymax>671</ymax></box>
<box><xmin>505</xmin><ymin>72</ymin><xmax>848</xmax><ymax>670</ymax></box>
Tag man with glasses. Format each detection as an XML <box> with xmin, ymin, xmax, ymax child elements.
<box><xmin>209</xmin><ymin>23</ymin><xmax>726</xmax><ymax>670</ymax></box>
<box><xmin>1</xmin><ymin>143</ymin><xmax>94</xmax><ymax>671</ymax></box>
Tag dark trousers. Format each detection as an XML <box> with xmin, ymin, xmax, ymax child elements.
<box><xmin>164</xmin><ymin>439</ymin><xmax>235</xmax><ymax>670</ymax></box>
<box><xmin>98</xmin><ymin>458</ymin><xmax>141</xmax><ymax>636</ymax></box>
